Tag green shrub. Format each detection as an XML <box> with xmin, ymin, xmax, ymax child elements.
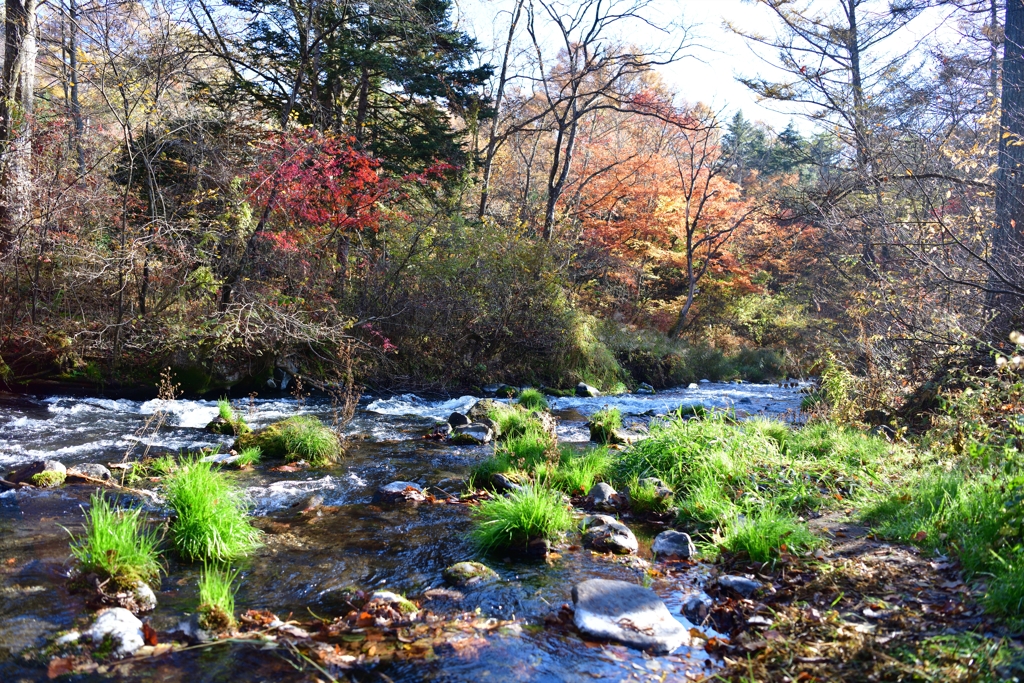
<box><xmin>732</xmin><ymin>348</ymin><xmax>785</xmax><ymax>383</ymax></box>
<box><xmin>721</xmin><ymin>505</ymin><xmax>818</xmax><ymax>562</ymax></box>
<box><xmin>588</xmin><ymin>407</ymin><xmax>622</xmax><ymax>444</ymax></box>
<box><xmin>68</xmin><ymin>492</ymin><xmax>162</xmax><ymax>587</ymax></box>
<box><xmin>31</xmin><ymin>470</ymin><xmax>66</xmax><ymax>487</ymax></box>
<box><xmin>165</xmin><ymin>459</ymin><xmax>261</xmax><ymax>562</ymax></box>
<box><xmin>236</xmin><ymin>447</ymin><xmax>261</xmax><ymax>468</ymax></box>
<box><xmin>197</xmin><ymin>564</ymin><xmax>238</xmax><ymax>631</ymax></box>
<box><xmin>471</xmin><ymin>483</ymin><xmax>572</xmax><ymax>553</ymax></box>
<box><xmin>517</xmin><ymin>388</ymin><xmax>549</xmax><ymax>411</ymax></box>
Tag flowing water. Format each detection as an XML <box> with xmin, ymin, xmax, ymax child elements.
<box><xmin>0</xmin><ymin>382</ymin><xmax>805</xmax><ymax>682</ymax></box>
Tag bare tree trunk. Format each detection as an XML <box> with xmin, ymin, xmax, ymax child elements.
<box><xmin>989</xmin><ymin>0</ymin><xmax>1024</xmax><ymax>331</ymax></box>
<box><xmin>68</xmin><ymin>0</ymin><xmax>85</xmax><ymax>176</ymax></box>
<box><xmin>0</xmin><ymin>0</ymin><xmax>38</xmax><ymax>254</ymax></box>
<box><xmin>478</xmin><ymin>0</ymin><xmax>524</xmax><ymax>219</ymax></box>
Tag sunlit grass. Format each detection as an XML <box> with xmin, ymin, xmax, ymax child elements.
<box><xmin>68</xmin><ymin>491</ymin><xmax>162</xmax><ymax>587</ymax></box>
<box><xmin>197</xmin><ymin>564</ymin><xmax>238</xmax><ymax>631</ymax></box>
<box><xmin>471</xmin><ymin>483</ymin><xmax>572</xmax><ymax>553</ymax></box>
<box><xmin>165</xmin><ymin>459</ymin><xmax>261</xmax><ymax>562</ymax></box>
<box><xmin>517</xmin><ymin>388</ymin><xmax>549</xmax><ymax>411</ymax></box>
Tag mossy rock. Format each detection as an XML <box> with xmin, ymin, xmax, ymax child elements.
<box><xmin>443</xmin><ymin>561</ymin><xmax>498</xmax><ymax>587</ymax></box>
<box><xmin>206</xmin><ymin>416</ymin><xmax>251</xmax><ymax>436</ymax></box>
<box><xmin>233</xmin><ymin>422</ymin><xmax>288</xmax><ymax>458</ymax></box>
<box><xmin>31</xmin><ymin>470</ymin><xmax>66</xmax><ymax>488</ymax></box>
<box><xmin>232</xmin><ymin>416</ymin><xmax>341</xmax><ymax>466</ymax></box>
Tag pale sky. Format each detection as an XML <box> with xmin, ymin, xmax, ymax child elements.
<box><xmin>456</xmin><ymin>0</ymin><xmax>964</xmax><ymax>134</ymax></box>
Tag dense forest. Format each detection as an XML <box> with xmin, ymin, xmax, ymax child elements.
<box><xmin>1</xmin><ymin>0</ymin><xmax>1018</xmax><ymax>397</ymax></box>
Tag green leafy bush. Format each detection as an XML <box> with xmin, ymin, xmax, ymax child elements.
<box><xmin>165</xmin><ymin>459</ymin><xmax>261</xmax><ymax>562</ymax></box>
<box><xmin>69</xmin><ymin>492</ymin><xmax>162</xmax><ymax>587</ymax></box>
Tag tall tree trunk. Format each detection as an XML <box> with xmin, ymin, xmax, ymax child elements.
<box><xmin>989</xmin><ymin>0</ymin><xmax>1024</xmax><ymax>332</ymax></box>
<box><xmin>67</xmin><ymin>0</ymin><xmax>85</xmax><ymax>176</ymax></box>
<box><xmin>478</xmin><ymin>0</ymin><xmax>524</xmax><ymax>219</ymax></box>
<box><xmin>0</xmin><ymin>0</ymin><xmax>38</xmax><ymax>255</ymax></box>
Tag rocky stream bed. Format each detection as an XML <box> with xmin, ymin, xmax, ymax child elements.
<box><xmin>0</xmin><ymin>382</ymin><xmax>806</xmax><ymax>682</ymax></box>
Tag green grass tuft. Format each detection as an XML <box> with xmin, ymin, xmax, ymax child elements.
<box><xmin>471</xmin><ymin>483</ymin><xmax>572</xmax><ymax>553</ymax></box>
<box><xmin>165</xmin><ymin>459</ymin><xmax>262</xmax><ymax>562</ymax></box>
<box><xmin>720</xmin><ymin>505</ymin><xmax>818</xmax><ymax>562</ymax></box>
<box><xmin>31</xmin><ymin>470</ymin><xmax>66</xmax><ymax>487</ymax></box>
<box><xmin>197</xmin><ymin>564</ymin><xmax>238</xmax><ymax>631</ymax></box>
<box><xmin>544</xmin><ymin>446</ymin><xmax>613</xmax><ymax>495</ymax></box>
<box><xmin>150</xmin><ymin>454</ymin><xmax>177</xmax><ymax>476</ymax></box>
<box><xmin>68</xmin><ymin>492</ymin><xmax>162</xmax><ymax>587</ymax></box>
<box><xmin>517</xmin><ymin>388</ymin><xmax>549</xmax><ymax>411</ymax></box>
<box><xmin>236</xmin><ymin>447</ymin><xmax>261</xmax><ymax>468</ymax></box>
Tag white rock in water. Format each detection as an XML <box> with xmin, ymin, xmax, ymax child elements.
<box><xmin>572</xmin><ymin>579</ymin><xmax>689</xmax><ymax>653</ymax></box>
<box><xmin>687</xmin><ymin>383</ymin><xmax>699</xmax><ymax>389</ymax></box>
<box><xmin>86</xmin><ymin>607</ymin><xmax>145</xmax><ymax>658</ymax></box>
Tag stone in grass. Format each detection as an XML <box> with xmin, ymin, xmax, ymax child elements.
<box><xmin>651</xmin><ymin>530</ymin><xmax>696</xmax><ymax>559</ymax></box>
<box><xmin>715</xmin><ymin>575</ymin><xmax>762</xmax><ymax>598</ymax></box>
<box><xmin>373</xmin><ymin>481</ymin><xmax>427</xmax><ymax>506</ymax></box>
<box><xmin>67</xmin><ymin>463</ymin><xmax>112</xmax><ymax>482</ymax></box>
<box><xmin>581</xmin><ymin>514</ymin><xmax>638</xmax><ymax>555</ymax></box>
<box><xmin>86</xmin><ymin>607</ymin><xmax>145</xmax><ymax>658</ymax></box>
<box><xmin>443</xmin><ymin>561</ymin><xmax>499</xmax><ymax>587</ymax></box>
<box><xmin>572</xmin><ymin>579</ymin><xmax>689</xmax><ymax>653</ymax></box>
<box><xmin>466</xmin><ymin>399</ymin><xmax>499</xmax><ymax>423</ymax></box>
<box><xmin>131</xmin><ymin>580</ymin><xmax>158</xmax><ymax>613</ymax></box>
<box><xmin>586</xmin><ymin>482</ymin><xmax>621</xmax><ymax>511</ymax></box>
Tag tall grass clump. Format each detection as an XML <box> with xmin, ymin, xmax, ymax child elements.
<box><xmin>544</xmin><ymin>446</ymin><xmax>612</xmax><ymax>495</ymax></box>
<box><xmin>197</xmin><ymin>564</ymin><xmax>239</xmax><ymax>631</ymax></box>
<box><xmin>517</xmin><ymin>388</ymin><xmax>549</xmax><ymax>411</ymax></box>
<box><xmin>165</xmin><ymin>459</ymin><xmax>261</xmax><ymax>562</ymax></box>
<box><xmin>282</xmin><ymin>415</ymin><xmax>342</xmax><ymax>466</ymax></box>
<box><xmin>628</xmin><ymin>477</ymin><xmax>674</xmax><ymax>514</ymax></box>
<box><xmin>488</xmin><ymin>403</ymin><xmax>534</xmax><ymax>440</ymax></box>
<box><xmin>68</xmin><ymin>492</ymin><xmax>162</xmax><ymax>587</ymax></box>
<box><xmin>216</xmin><ymin>398</ymin><xmax>250</xmax><ymax>435</ymax></box>
<box><xmin>721</xmin><ymin>505</ymin><xmax>819</xmax><ymax>562</ymax></box>
<box><xmin>233</xmin><ymin>415</ymin><xmax>341</xmax><ymax>465</ymax></box>
<box><xmin>471</xmin><ymin>483</ymin><xmax>572</xmax><ymax>553</ymax></box>
<box><xmin>588</xmin><ymin>407</ymin><xmax>622</xmax><ymax>443</ymax></box>
<box><xmin>236</xmin><ymin>447</ymin><xmax>261</xmax><ymax>468</ymax></box>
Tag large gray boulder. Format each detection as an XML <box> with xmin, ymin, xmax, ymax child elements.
<box><xmin>86</xmin><ymin>607</ymin><xmax>145</xmax><ymax>658</ymax></box>
<box><xmin>576</xmin><ymin>382</ymin><xmax>602</xmax><ymax>398</ymax></box>
<box><xmin>447</xmin><ymin>412</ymin><xmax>470</xmax><ymax>428</ymax></box>
<box><xmin>466</xmin><ymin>399</ymin><xmax>499</xmax><ymax>423</ymax></box>
<box><xmin>581</xmin><ymin>514</ymin><xmax>638</xmax><ymax>555</ymax></box>
<box><xmin>572</xmin><ymin>579</ymin><xmax>689</xmax><ymax>653</ymax></box>
<box><xmin>651</xmin><ymin>530</ymin><xmax>696</xmax><ymax>559</ymax></box>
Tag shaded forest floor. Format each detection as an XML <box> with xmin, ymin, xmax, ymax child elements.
<box><xmin>700</xmin><ymin>510</ymin><xmax>1024</xmax><ymax>682</ymax></box>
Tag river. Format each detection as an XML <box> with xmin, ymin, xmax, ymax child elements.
<box><xmin>0</xmin><ymin>382</ymin><xmax>805</xmax><ymax>682</ymax></box>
